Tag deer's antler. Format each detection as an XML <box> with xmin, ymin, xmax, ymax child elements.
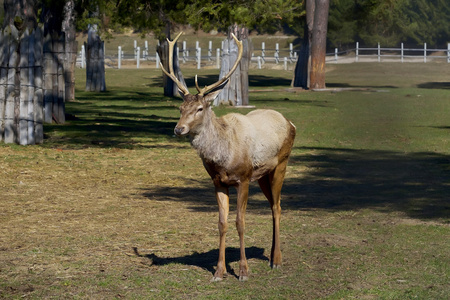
<box><xmin>159</xmin><ymin>32</ymin><xmax>190</xmax><ymax>96</ymax></box>
<box><xmin>197</xmin><ymin>33</ymin><xmax>243</xmax><ymax>96</ymax></box>
<box><xmin>160</xmin><ymin>32</ymin><xmax>243</xmax><ymax>98</ymax></box>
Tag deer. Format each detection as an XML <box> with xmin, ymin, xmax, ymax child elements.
<box><xmin>160</xmin><ymin>32</ymin><xmax>296</xmax><ymax>281</ymax></box>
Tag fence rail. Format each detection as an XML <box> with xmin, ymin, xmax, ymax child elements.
<box><xmin>77</xmin><ymin>41</ymin><xmax>450</xmax><ymax>70</ymax></box>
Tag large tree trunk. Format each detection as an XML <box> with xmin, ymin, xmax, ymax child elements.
<box><xmin>292</xmin><ymin>0</ymin><xmax>329</xmax><ymax>90</ymax></box>
<box><xmin>215</xmin><ymin>24</ymin><xmax>251</xmax><ymax>106</ymax></box>
<box><xmin>310</xmin><ymin>0</ymin><xmax>330</xmax><ymax>89</ymax></box>
<box><xmin>292</xmin><ymin>0</ymin><xmax>314</xmax><ymax>88</ymax></box>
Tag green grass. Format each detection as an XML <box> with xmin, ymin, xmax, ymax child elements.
<box><xmin>1</xmin><ymin>62</ymin><xmax>449</xmax><ymax>299</ymax></box>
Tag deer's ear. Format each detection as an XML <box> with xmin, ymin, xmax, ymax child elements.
<box><xmin>204</xmin><ymin>89</ymin><xmax>221</xmax><ymax>103</ymax></box>
<box><xmin>203</xmin><ymin>79</ymin><xmax>228</xmax><ymax>103</ymax></box>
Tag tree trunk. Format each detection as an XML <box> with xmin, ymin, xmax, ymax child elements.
<box><xmin>309</xmin><ymin>0</ymin><xmax>329</xmax><ymax>89</ymax></box>
<box><xmin>85</xmin><ymin>24</ymin><xmax>106</xmax><ymax>92</ymax></box>
<box><xmin>215</xmin><ymin>24</ymin><xmax>251</xmax><ymax>106</ymax></box>
<box><xmin>62</xmin><ymin>0</ymin><xmax>77</xmax><ymax>101</ymax></box>
<box><xmin>292</xmin><ymin>0</ymin><xmax>314</xmax><ymax>89</ymax></box>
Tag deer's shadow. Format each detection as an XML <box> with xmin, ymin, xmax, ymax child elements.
<box><xmin>133</xmin><ymin>246</ymin><xmax>268</xmax><ymax>279</ymax></box>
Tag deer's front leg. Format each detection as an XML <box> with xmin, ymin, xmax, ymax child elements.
<box><xmin>236</xmin><ymin>180</ymin><xmax>249</xmax><ymax>281</ymax></box>
<box><xmin>213</xmin><ymin>185</ymin><xmax>229</xmax><ymax>281</ymax></box>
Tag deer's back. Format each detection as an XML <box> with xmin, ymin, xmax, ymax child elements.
<box><xmin>222</xmin><ymin>109</ymin><xmax>293</xmax><ymax>168</ymax></box>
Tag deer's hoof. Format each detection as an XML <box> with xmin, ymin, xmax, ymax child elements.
<box><xmin>239</xmin><ymin>275</ymin><xmax>249</xmax><ymax>282</ymax></box>
<box><xmin>270</xmin><ymin>262</ymin><xmax>282</xmax><ymax>269</ymax></box>
<box><xmin>211</xmin><ymin>276</ymin><xmax>223</xmax><ymax>282</ymax></box>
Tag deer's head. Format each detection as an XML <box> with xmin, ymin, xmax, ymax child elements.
<box><xmin>160</xmin><ymin>32</ymin><xmax>243</xmax><ymax>136</ymax></box>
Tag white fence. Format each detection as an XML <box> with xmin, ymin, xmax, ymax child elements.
<box><xmin>77</xmin><ymin>41</ymin><xmax>450</xmax><ymax>69</ymax></box>
<box><xmin>327</xmin><ymin>42</ymin><xmax>450</xmax><ymax>63</ymax></box>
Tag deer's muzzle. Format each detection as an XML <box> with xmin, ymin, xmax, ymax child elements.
<box><xmin>174</xmin><ymin>125</ymin><xmax>188</xmax><ymax>136</ymax></box>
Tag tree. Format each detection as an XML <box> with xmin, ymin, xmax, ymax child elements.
<box><xmin>309</xmin><ymin>0</ymin><xmax>329</xmax><ymax>89</ymax></box>
<box><xmin>292</xmin><ymin>0</ymin><xmax>329</xmax><ymax>90</ymax></box>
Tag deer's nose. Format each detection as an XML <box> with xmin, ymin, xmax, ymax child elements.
<box><xmin>174</xmin><ymin>126</ymin><xmax>186</xmax><ymax>136</ymax></box>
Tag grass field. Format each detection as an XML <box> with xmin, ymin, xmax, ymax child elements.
<box><xmin>1</xmin><ymin>62</ymin><xmax>449</xmax><ymax>299</ymax></box>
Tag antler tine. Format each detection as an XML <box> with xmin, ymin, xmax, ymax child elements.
<box><xmin>159</xmin><ymin>32</ymin><xmax>190</xmax><ymax>96</ymax></box>
<box><xmin>198</xmin><ymin>33</ymin><xmax>243</xmax><ymax>96</ymax></box>
<box><xmin>194</xmin><ymin>75</ymin><xmax>201</xmax><ymax>93</ymax></box>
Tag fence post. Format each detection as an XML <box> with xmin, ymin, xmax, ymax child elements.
<box><xmin>216</xmin><ymin>48</ymin><xmax>220</xmax><ymax>69</ymax></box>
<box><xmin>81</xmin><ymin>44</ymin><xmax>85</xmax><ymax>68</ymax></box>
<box><xmin>284</xmin><ymin>57</ymin><xmax>287</xmax><ymax>70</ymax></box>
<box><xmin>448</xmin><ymin>43</ymin><xmax>450</xmax><ymax>63</ymax></box>
<box><xmin>335</xmin><ymin>48</ymin><xmax>338</xmax><ymax>62</ymax></box>
<box><xmin>134</xmin><ymin>40</ymin><xmax>137</xmax><ymax>59</ymax></box>
<box><xmin>424</xmin><ymin>43</ymin><xmax>427</xmax><ymax>63</ymax></box>
<box><xmin>136</xmin><ymin>46</ymin><xmax>140</xmax><ymax>68</ymax></box>
<box><xmin>275</xmin><ymin>43</ymin><xmax>279</xmax><ymax>63</ymax></box>
<box><xmin>144</xmin><ymin>40</ymin><xmax>148</xmax><ymax>58</ymax></box>
<box><xmin>401</xmin><ymin>43</ymin><xmax>404</xmax><ymax>63</ymax></box>
<box><xmin>197</xmin><ymin>47</ymin><xmax>201</xmax><ymax>69</ymax></box>
<box><xmin>289</xmin><ymin>43</ymin><xmax>294</xmax><ymax>62</ymax></box>
<box><xmin>262</xmin><ymin>42</ymin><xmax>265</xmax><ymax>62</ymax></box>
<box><xmin>355</xmin><ymin>42</ymin><xmax>359</xmax><ymax>62</ymax></box>
<box><xmin>208</xmin><ymin>41</ymin><xmax>212</xmax><ymax>61</ymax></box>
<box><xmin>195</xmin><ymin>41</ymin><xmax>199</xmax><ymax>65</ymax></box>
<box><xmin>378</xmin><ymin>43</ymin><xmax>381</xmax><ymax>62</ymax></box>
<box><xmin>118</xmin><ymin>46</ymin><xmax>121</xmax><ymax>69</ymax></box>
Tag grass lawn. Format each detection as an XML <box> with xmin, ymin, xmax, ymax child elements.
<box><xmin>0</xmin><ymin>62</ymin><xmax>449</xmax><ymax>299</ymax></box>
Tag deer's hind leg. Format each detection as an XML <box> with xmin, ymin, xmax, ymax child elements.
<box><xmin>236</xmin><ymin>180</ymin><xmax>250</xmax><ymax>281</ymax></box>
<box><xmin>258</xmin><ymin>160</ymin><xmax>288</xmax><ymax>268</ymax></box>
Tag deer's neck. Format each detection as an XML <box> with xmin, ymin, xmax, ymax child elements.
<box><xmin>191</xmin><ymin>109</ymin><xmax>231</xmax><ymax>166</ymax></box>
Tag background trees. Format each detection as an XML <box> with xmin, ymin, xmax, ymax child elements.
<box><xmin>327</xmin><ymin>0</ymin><xmax>450</xmax><ymax>48</ymax></box>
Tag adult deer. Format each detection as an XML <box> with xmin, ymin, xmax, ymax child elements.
<box><xmin>161</xmin><ymin>32</ymin><xmax>296</xmax><ymax>281</ymax></box>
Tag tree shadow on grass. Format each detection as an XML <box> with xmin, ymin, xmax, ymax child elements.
<box><xmin>132</xmin><ymin>246</ymin><xmax>267</xmax><ymax>279</ymax></box>
<box><xmin>42</xmin><ymin>88</ymin><xmax>184</xmax><ymax>149</ymax></box>
<box><xmin>147</xmin><ymin>74</ymin><xmax>293</xmax><ymax>89</ymax></box>
<box><xmin>142</xmin><ymin>147</ymin><xmax>450</xmax><ymax>221</ymax></box>
<box><xmin>284</xmin><ymin>147</ymin><xmax>450</xmax><ymax>220</ymax></box>
<box><xmin>326</xmin><ymin>82</ymin><xmax>398</xmax><ymax>89</ymax></box>
<box><xmin>417</xmin><ymin>82</ymin><xmax>450</xmax><ymax>90</ymax></box>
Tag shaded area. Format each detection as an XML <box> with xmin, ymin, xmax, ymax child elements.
<box><xmin>417</xmin><ymin>82</ymin><xmax>450</xmax><ymax>90</ymax></box>
<box><xmin>43</xmin><ymin>88</ymin><xmax>182</xmax><ymax>148</ymax></box>
<box><xmin>143</xmin><ymin>147</ymin><xmax>450</xmax><ymax>221</ymax></box>
<box><xmin>133</xmin><ymin>246</ymin><xmax>267</xmax><ymax>279</ymax></box>
<box><xmin>326</xmin><ymin>82</ymin><xmax>398</xmax><ymax>89</ymax></box>
<box><xmin>147</xmin><ymin>74</ymin><xmax>293</xmax><ymax>89</ymax></box>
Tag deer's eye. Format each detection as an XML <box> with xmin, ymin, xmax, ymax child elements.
<box><xmin>197</xmin><ymin>107</ymin><xmax>203</xmax><ymax>113</ymax></box>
